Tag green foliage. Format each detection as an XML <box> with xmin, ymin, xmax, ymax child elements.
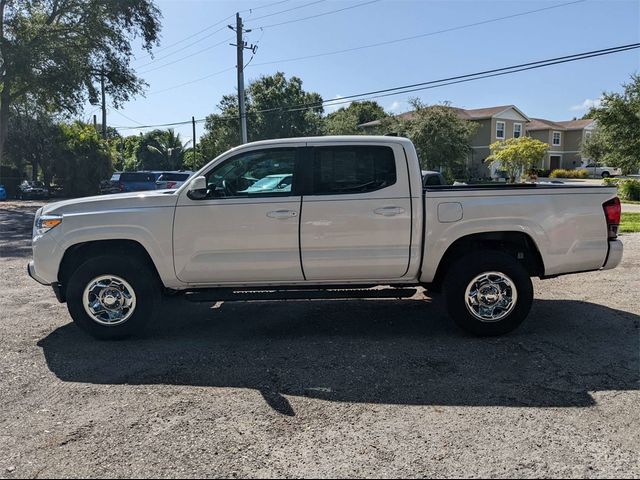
<box><xmin>324</xmin><ymin>101</ymin><xmax>387</xmax><ymax>135</ymax></box>
<box><xmin>486</xmin><ymin>136</ymin><xmax>549</xmax><ymax>183</ymax></box>
<box><xmin>549</xmin><ymin>168</ymin><xmax>589</xmax><ymax>179</ymax></box>
<box><xmin>182</xmin><ymin>147</ymin><xmax>206</xmax><ymax>171</ymax></box>
<box><xmin>579</xmin><ymin>128</ymin><xmax>607</xmax><ymax>166</ymax></box>
<box><xmin>0</xmin><ymin>0</ymin><xmax>161</xmax><ymax>161</ymax></box>
<box><xmin>135</xmin><ymin>129</ymin><xmax>189</xmax><ymax>170</ymax></box>
<box><xmin>603</xmin><ymin>178</ymin><xmax>640</xmax><ymax>201</ymax></box>
<box><xmin>200</xmin><ymin>72</ymin><xmax>324</xmax><ymax>159</ymax></box>
<box><xmin>55</xmin><ymin>122</ymin><xmax>113</xmax><ymax>197</ymax></box>
<box><xmin>382</xmin><ymin>99</ymin><xmax>477</xmax><ymax>177</ymax></box>
<box><xmin>589</xmin><ymin>75</ymin><xmax>640</xmax><ymax>174</ymax></box>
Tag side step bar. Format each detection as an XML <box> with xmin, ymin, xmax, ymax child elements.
<box><xmin>184</xmin><ymin>287</ymin><xmax>419</xmax><ymax>303</ymax></box>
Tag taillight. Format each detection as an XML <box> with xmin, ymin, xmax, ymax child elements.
<box><xmin>603</xmin><ymin>197</ymin><xmax>621</xmax><ymax>239</ymax></box>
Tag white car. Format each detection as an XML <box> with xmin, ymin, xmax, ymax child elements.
<box><xmin>580</xmin><ymin>162</ymin><xmax>622</xmax><ymax>178</ymax></box>
<box><xmin>28</xmin><ymin>136</ymin><xmax>623</xmax><ymax>339</ymax></box>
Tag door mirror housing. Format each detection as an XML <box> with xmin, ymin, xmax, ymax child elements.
<box><xmin>187</xmin><ymin>176</ymin><xmax>208</xmax><ymax>200</ymax></box>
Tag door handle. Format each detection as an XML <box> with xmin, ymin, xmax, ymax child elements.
<box><xmin>267</xmin><ymin>210</ymin><xmax>298</xmax><ymax>219</ymax></box>
<box><xmin>374</xmin><ymin>206</ymin><xmax>405</xmax><ymax>216</ymax></box>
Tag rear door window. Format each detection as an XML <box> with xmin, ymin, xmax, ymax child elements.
<box><xmin>311</xmin><ymin>146</ymin><xmax>396</xmax><ymax>195</ymax></box>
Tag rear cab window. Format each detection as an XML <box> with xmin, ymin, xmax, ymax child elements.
<box><xmin>311</xmin><ymin>146</ymin><xmax>397</xmax><ymax>195</ymax></box>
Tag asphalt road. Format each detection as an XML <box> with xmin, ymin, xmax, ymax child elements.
<box><xmin>0</xmin><ymin>200</ymin><xmax>638</xmax><ymax>478</ymax></box>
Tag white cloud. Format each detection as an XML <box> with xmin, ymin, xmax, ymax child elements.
<box><xmin>570</xmin><ymin>98</ymin><xmax>602</xmax><ymax>111</ymax></box>
<box><xmin>325</xmin><ymin>95</ymin><xmax>351</xmax><ymax>114</ymax></box>
<box><xmin>387</xmin><ymin>101</ymin><xmax>403</xmax><ymax>114</ymax></box>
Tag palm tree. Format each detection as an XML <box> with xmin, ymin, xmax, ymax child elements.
<box><xmin>146</xmin><ymin>129</ymin><xmax>191</xmax><ymax>170</ymax></box>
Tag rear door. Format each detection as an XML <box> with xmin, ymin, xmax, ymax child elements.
<box><xmin>299</xmin><ymin>143</ymin><xmax>413</xmax><ymax>281</ymax></box>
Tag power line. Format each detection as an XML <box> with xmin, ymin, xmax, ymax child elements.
<box><xmin>146</xmin><ymin>66</ymin><xmax>236</xmax><ymax>96</ymax></box>
<box><xmin>114</xmin><ymin>43</ymin><xmax>640</xmax><ymax>130</ymax></box>
<box><xmin>250</xmin><ymin>0</ymin><xmax>586</xmax><ymax>67</ymax></box>
<box><xmin>133</xmin><ymin>0</ymin><xmax>292</xmax><ymax>63</ymax></box>
<box><xmin>248</xmin><ymin>0</ymin><xmax>326</xmax><ymax>22</ymax></box>
<box><xmin>136</xmin><ymin>26</ymin><xmax>229</xmax><ymax>68</ymax></box>
<box><xmin>138</xmin><ymin>36</ymin><xmax>234</xmax><ymax>74</ymax></box>
<box><xmin>249</xmin><ymin>0</ymin><xmax>381</xmax><ymax>29</ymax></box>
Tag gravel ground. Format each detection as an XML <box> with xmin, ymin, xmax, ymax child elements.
<box><xmin>0</xmin><ymin>200</ymin><xmax>638</xmax><ymax>479</ymax></box>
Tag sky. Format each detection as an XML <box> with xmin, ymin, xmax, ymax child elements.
<box><xmin>98</xmin><ymin>0</ymin><xmax>640</xmax><ymax>142</ymax></box>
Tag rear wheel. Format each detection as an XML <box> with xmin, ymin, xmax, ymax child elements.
<box><xmin>66</xmin><ymin>254</ymin><xmax>160</xmax><ymax>340</ymax></box>
<box><xmin>601</xmin><ymin>171</ymin><xmax>610</xmax><ymax>178</ymax></box>
<box><xmin>443</xmin><ymin>251</ymin><xmax>533</xmax><ymax>336</ymax></box>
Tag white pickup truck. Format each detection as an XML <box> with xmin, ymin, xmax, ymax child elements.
<box><xmin>28</xmin><ymin>136</ymin><xmax>623</xmax><ymax>339</ymax></box>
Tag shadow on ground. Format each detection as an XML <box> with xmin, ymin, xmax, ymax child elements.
<box><xmin>38</xmin><ymin>297</ymin><xmax>640</xmax><ymax>415</ymax></box>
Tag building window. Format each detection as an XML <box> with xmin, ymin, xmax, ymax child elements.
<box><xmin>585</xmin><ymin>131</ymin><xmax>592</xmax><ymax>141</ymax></box>
<box><xmin>496</xmin><ymin>121</ymin><xmax>505</xmax><ymax>139</ymax></box>
<box><xmin>552</xmin><ymin>131</ymin><xmax>562</xmax><ymax>146</ymax></box>
<box><xmin>513</xmin><ymin>123</ymin><xmax>522</xmax><ymax>139</ymax></box>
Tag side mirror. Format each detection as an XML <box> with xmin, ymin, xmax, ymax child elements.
<box><xmin>187</xmin><ymin>176</ymin><xmax>208</xmax><ymax>200</ymax></box>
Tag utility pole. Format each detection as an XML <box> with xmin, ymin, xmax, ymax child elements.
<box><xmin>230</xmin><ymin>13</ymin><xmax>257</xmax><ymax>144</ymax></box>
<box><xmin>100</xmin><ymin>71</ymin><xmax>107</xmax><ymax>140</ymax></box>
<box><xmin>93</xmin><ymin>114</ymin><xmax>97</xmax><ymax>132</ymax></box>
<box><xmin>192</xmin><ymin>116</ymin><xmax>197</xmax><ymax>170</ymax></box>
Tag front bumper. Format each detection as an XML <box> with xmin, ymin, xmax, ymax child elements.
<box><xmin>27</xmin><ymin>261</ymin><xmax>49</xmax><ymax>285</ymax></box>
<box><xmin>27</xmin><ymin>262</ymin><xmax>65</xmax><ymax>302</ymax></box>
<box><xmin>602</xmin><ymin>240</ymin><xmax>623</xmax><ymax>270</ymax></box>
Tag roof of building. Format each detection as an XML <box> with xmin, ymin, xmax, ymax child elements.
<box><xmin>526</xmin><ymin>117</ymin><xmax>595</xmax><ymax>131</ymax></box>
<box><xmin>358</xmin><ymin>104</ymin><xmax>530</xmax><ymax>128</ymax></box>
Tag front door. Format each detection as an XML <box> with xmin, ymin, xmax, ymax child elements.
<box><xmin>173</xmin><ymin>147</ymin><xmax>304</xmax><ymax>284</ymax></box>
<box><xmin>299</xmin><ymin>143</ymin><xmax>413</xmax><ymax>281</ymax></box>
<box><xmin>550</xmin><ymin>155</ymin><xmax>561</xmax><ymax>171</ymax></box>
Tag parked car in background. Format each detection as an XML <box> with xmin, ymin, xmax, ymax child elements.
<box><xmin>155</xmin><ymin>171</ymin><xmax>193</xmax><ymax>190</ymax></box>
<box><xmin>422</xmin><ymin>170</ymin><xmax>447</xmax><ymax>186</ymax></box>
<box><xmin>100</xmin><ymin>172</ymin><xmax>122</xmax><ymax>195</ymax></box>
<box><xmin>0</xmin><ymin>184</ymin><xmax>6</xmax><ymax>201</ymax></box>
<box><xmin>117</xmin><ymin>171</ymin><xmax>162</xmax><ymax>193</ymax></box>
<box><xmin>18</xmin><ymin>181</ymin><xmax>49</xmax><ymax>200</ymax></box>
<box><xmin>580</xmin><ymin>162</ymin><xmax>623</xmax><ymax>178</ymax></box>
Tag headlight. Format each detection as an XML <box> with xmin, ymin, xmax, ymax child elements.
<box><xmin>35</xmin><ymin>215</ymin><xmax>62</xmax><ymax>236</ymax></box>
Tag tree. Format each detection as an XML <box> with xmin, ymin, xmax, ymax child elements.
<box><xmin>135</xmin><ymin>129</ymin><xmax>188</xmax><ymax>170</ymax></box>
<box><xmin>200</xmin><ymin>72</ymin><xmax>324</xmax><ymax>159</ymax></box>
<box><xmin>145</xmin><ymin>129</ymin><xmax>189</xmax><ymax>170</ymax></box>
<box><xmin>383</xmin><ymin>99</ymin><xmax>477</xmax><ymax>178</ymax></box>
<box><xmin>324</xmin><ymin>101</ymin><xmax>387</xmax><ymax>135</ymax></box>
<box><xmin>54</xmin><ymin>122</ymin><xmax>112</xmax><ymax>196</ymax></box>
<box><xmin>580</xmin><ymin>128</ymin><xmax>607</xmax><ymax>171</ymax></box>
<box><xmin>4</xmin><ymin>108</ymin><xmax>62</xmax><ymax>183</ymax></box>
<box><xmin>486</xmin><ymin>136</ymin><xmax>549</xmax><ymax>183</ymax></box>
<box><xmin>589</xmin><ymin>74</ymin><xmax>640</xmax><ymax>174</ymax></box>
<box><xmin>0</xmin><ymin>0</ymin><xmax>161</xmax><ymax>163</ymax></box>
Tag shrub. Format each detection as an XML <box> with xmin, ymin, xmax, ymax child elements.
<box><xmin>549</xmin><ymin>168</ymin><xmax>589</xmax><ymax>179</ymax></box>
<box><xmin>617</xmin><ymin>180</ymin><xmax>640</xmax><ymax>201</ymax></box>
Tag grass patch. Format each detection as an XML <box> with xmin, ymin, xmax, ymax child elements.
<box><xmin>620</xmin><ymin>213</ymin><xmax>640</xmax><ymax>233</ymax></box>
<box><xmin>622</xmin><ymin>199</ymin><xmax>640</xmax><ymax>205</ymax></box>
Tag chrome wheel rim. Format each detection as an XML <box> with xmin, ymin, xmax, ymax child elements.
<box><xmin>465</xmin><ymin>271</ymin><xmax>517</xmax><ymax>323</ymax></box>
<box><xmin>83</xmin><ymin>275</ymin><xmax>137</xmax><ymax>326</ymax></box>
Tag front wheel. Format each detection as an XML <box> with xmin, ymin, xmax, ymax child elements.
<box><xmin>443</xmin><ymin>252</ymin><xmax>533</xmax><ymax>336</ymax></box>
<box><xmin>601</xmin><ymin>172</ymin><xmax>610</xmax><ymax>178</ymax></box>
<box><xmin>66</xmin><ymin>254</ymin><xmax>160</xmax><ymax>340</ymax></box>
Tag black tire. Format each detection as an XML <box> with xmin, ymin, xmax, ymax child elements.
<box><xmin>66</xmin><ymin>254</ymin><xmax>160</xmax><ymax>340</ymax></box>
<box><xmin>443</xmin><ymin>251</ymin><xmax>533</xmax><ymax>336</ymax></box>
<box><xmin>601</xmin><ymin>172</ymin><xmax>610</xmax><ymax>178</ymax></box>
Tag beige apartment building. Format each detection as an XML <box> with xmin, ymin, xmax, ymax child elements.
<box><xmin>359</xmin><ymin>104</ymin><xmax>596</xmax><ymax>178</ymax></box>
